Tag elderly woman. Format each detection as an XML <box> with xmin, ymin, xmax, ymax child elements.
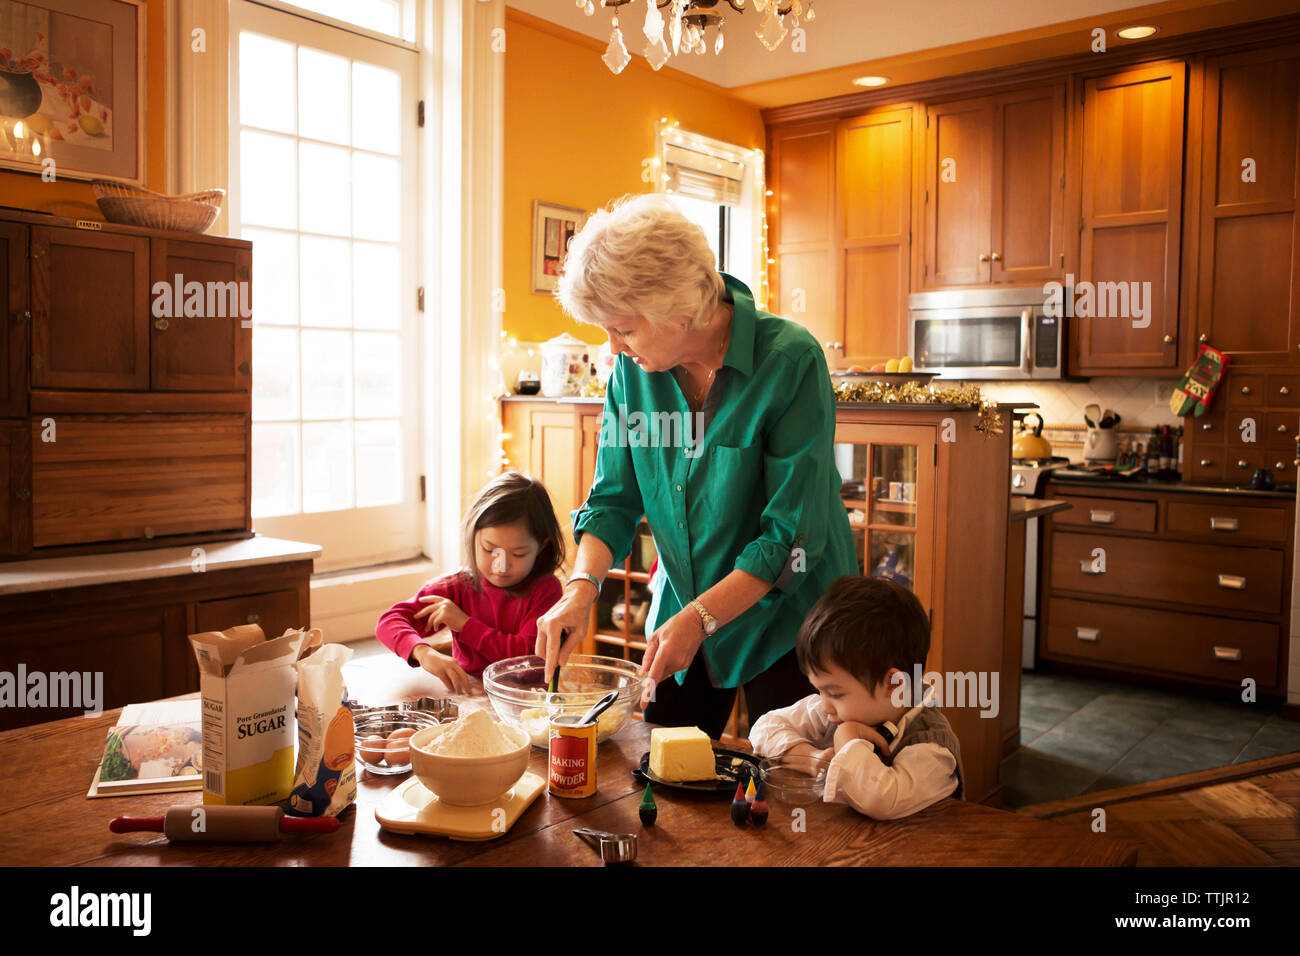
<box><xmin>535</xmin><ymin>193</ymin><xmax>857</xmax><ymax>740</ymax></box>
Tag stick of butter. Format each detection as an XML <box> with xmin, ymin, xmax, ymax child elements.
<box><xmin>649</xmin><ymin>727</ymin><xmax>718</xmax><ymax>782</ymax></box>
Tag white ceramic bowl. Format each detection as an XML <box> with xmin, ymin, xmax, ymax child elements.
<box><xmin>407</xmin><ymin>720</ymin><xmax>531</xmax><ymax>806</ymax></box>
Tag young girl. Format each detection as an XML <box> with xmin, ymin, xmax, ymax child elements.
<box><xmin>375</xmin><ymin>472</ymin><xmax>565</xmax><ymax>694</ymax></box>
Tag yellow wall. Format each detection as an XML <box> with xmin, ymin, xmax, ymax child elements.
<box><xmin>0</xmin><ymin>0</ymin><xmax>168</xmax><ymax>217</ymax></box>
<box><xmin>503</xmin><ymin>10</ymin><xmax>765</xmax><ymax>345</ymax></box>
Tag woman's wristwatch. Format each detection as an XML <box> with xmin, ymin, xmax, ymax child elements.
<box><xmin>566</xmin><ymin>571</ymin><xmax>602</xmax><ymax>595</ymax></box>
<box><xmin>689</xmin><ymin>598</ymin><xmax>719</xmax><ymax>636</ymax></box>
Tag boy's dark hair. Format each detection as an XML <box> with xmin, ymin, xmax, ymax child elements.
<box><xmin>461</xmin><ymin>472</ymin><xmax>565</xmax><ymax>592</ymax></box>
<box><xmin>795</xmin><ymin>576</ymin><xmax>930</xmax><ymax>689</ymax></box>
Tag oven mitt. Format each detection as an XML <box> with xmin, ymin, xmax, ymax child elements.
<box><xmin>1169</xmin><ymin>344</ymin><xmax>1229</xmax><ymax>417</ymax></box>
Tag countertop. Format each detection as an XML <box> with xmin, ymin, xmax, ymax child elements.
<box><xmin>0</xmin><ymin>535</ymin><xmax>322</xmax><ymax>596</ymax></box>
<box><xmin>1046</xmin><ymin>473</ymin><xmax>1297</xmax><ymax>500</ymax></box>
<box><xmin>1010</xmin><ymin>498</ymin><xmax>1073</xmax><ymax>522</ymax></box>
<box><xmin>502</xmin><ymin>394</ymin><xmax>1020</xmax><ymax>411</ymax></box>
<box><xmin>0</xmin><ymin>652</ymin><xmax>1137</xmax><ymax>867</ymax></box>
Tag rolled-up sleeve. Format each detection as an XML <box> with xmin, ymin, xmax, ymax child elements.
<box><xmin>570</xmin><ymin>358</ymin><xmax>644</xmax><ymax>567</ymax></box>
<box><xmin>733</xmin><ymin>347</ymin><xmax>837</xmax><ymax>589</ymax></box>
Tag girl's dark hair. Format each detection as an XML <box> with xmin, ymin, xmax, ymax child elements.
<box><xmin>795</xmin><ymin>576</ymin><xmax>930</xmax><ymax>690</ymax></box>
<box><xmin>460</xmin><ymin>472</ymin><xmax>565</xmax><ymax>592</ymax></box>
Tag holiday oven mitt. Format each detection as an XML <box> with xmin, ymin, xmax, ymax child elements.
<box><xmin>1170</xmin><ymin>343</ymin><xmax>1229</xmax><ymax>417</ymax></box>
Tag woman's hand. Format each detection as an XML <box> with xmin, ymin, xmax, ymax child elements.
<box><xmin>415</xmin><ymin>595</ymin><xmax>469</xmax><ymax>633</ymax></box>
<box><xmin>832</xmin><ymin>720</ymin><xmax>891</xmax><ymax>755</ymax></box>
<box><xmin>638</xmin><ymin>608</ymin><xmax>706</xmax><ymax>708</ymax></box>
<box><xmin>536</xmin><ymin>581</ymin><xmax>597</xmax><ymax>681</ymax></box>
<box><xmin>410</xmin><ymin>644</ymin><xmax>472</xmax><ymax>696</ymax></box>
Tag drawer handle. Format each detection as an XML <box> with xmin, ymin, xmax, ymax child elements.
<box><xmin>1079</xmin><ymin>561</ymin><xmax>1104</xmax><ymax>575</ymax></box>
<box><xmin>1212</xmin><ymin>646</ymin><xmax>1242</xmax><ymax>662</ymax></box>
<box><xmin>1088</xmin><ymin>509</ymin><xmax>1115</xmax><ymax>524</ymax></box>
<box><xmin>1199</xmin><ymin>458</ymin><xmax>1214</xmax><ymax>467</ymax></box>
<box><xmin>1237</xmin><ymin>459</ymin><xmax>1249</xmax><ymax>469</ymax></box>
<box><xmin>1209</xmin><ymin>517</ymin><xmax>1238</xmax><ymax>531</ymax></box>
<box><xmin>1217</xmin><ymin>574</ymin><xmax>1246</xmax><ymax>590</ymax></box>
<box><xmin>1201</xmin><ymin>422</ymin><xmax>1213</xmax><ymax>431</ymax></box>
<box><xmin>1075</xmin><ymin>627</ymin><xmax>1100</xmax><ymax>643</ymax></box>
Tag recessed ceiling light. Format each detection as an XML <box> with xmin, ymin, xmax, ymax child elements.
<box><xmin>852</xmin><ymin>75</ymin><xmax>890</xmax><ymax>88</ymax></box>
<box><xmin>1116</xmin><ymin>25</ymin><xmax>1159</xmax><ymax>39</ymax></box>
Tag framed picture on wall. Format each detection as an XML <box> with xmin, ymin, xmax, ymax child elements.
<box><xmin>0</xmin><ymin>0</ymin><xmax>145</xmax><ymax>183</ymax></box>
<box><xmin>532</xmin><ymin>200</ymin><xmax>587</xmax><ymax>295</ymax></box>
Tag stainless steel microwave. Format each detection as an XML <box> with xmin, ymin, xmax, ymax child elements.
<box><xmin>908</xmin><ymin>288</ymin><xmax>1062</xmax><ymax>380</ymax></box>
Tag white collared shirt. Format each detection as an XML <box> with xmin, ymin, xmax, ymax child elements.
<box><xmin>749</xmin><ymin>693</ymin><xmax>959</xmax><ymax>820</ymax></box>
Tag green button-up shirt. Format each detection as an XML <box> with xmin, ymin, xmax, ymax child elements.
<box><xmin>571</xmin><ymin>273</ymin><xmax>858</xmax><ymax>688</ymax></box>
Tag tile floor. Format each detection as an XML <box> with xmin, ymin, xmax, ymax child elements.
<box><xmin>1001</xmin><ymin>671</ymin><xmax>1300</xmax><ymax>809</ymax></box>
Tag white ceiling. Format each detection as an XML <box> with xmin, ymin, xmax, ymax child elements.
<box><xmin>506</xmin><ymin>0</ymin><xmax>1160</xmax><ymax>88</ymax></box>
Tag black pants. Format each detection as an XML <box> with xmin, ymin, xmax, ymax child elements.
<box><xmin>642</xmin><ymin>647</ymin><xmax>814</xmax><ymax>741</ymax></box>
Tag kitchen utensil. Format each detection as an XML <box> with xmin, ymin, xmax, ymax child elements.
<box><xmin>1099</xmin><ymin>409</ymin><xmax>1121</xmax><ymax>428</ymax></box>
<box><xmin>406</xmin><ymin>720</ymin><xmax>531</xmax><ymax>806</ymax></box>
<box><xmin>1083</xmin><ymin>426</ymin><xmax>1118</xmax><ymax>462</ymax></box>
<box><xmin>1012</xmin><ymin>411</ymin><xmax>1053</xmax><ymax>459</ymax></box>
<box><xmin>110</xmin><ymin>806</ymin><xmax>338</xmax><ymax>842</ymax></box>
<box><xmin>573</xmin><ymin>828</ymin><xmax>638</xmax><ymax>864</ymax></box>
<box><xmin>1084</xmin><ymin>403</ymin><xmax>1101</xmax><ymax>428</ymax></box>
<box><xmin>632</xmin><ymin>746</ymin><xmax>762</xmax><ymax>793</ymax></box>
<box><xmin>577</xmin><ymin>689</ymin><xmax>620</xmax><ymax>726</ymax></box>
<box><xmin>375</xmin><ymin>771</ymin><xmax>546</xmax><ymax>841</ymax></box>
<box><xmin>483</xmin><ymin>654</ymin><xmax>642</xmax><ymax>748</ymax></box>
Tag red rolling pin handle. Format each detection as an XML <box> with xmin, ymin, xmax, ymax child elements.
<box><xmin>109</xmin><ymin>816</ymin><xmax>166</xmax><ymax>834</ymax></box>
<box><xmin>110</xmin><ymin>807</ymin><xmax>340</xmax><ymax>841</ymax></box>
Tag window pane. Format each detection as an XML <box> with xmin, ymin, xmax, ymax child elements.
<box><xmin>242</xmin><ymin>228</ymin><xmax>298</xmax><ymax>326</ymax></box>
<box><xmin>299</xmin><ymin>235</ymin><xmax>352</xmax><ymax>328</ymax></box>
<box><xmin>353</xmin><ymin>242</ymin><xmax>400</xmax><ymax>329</ymax></box>
<box><xmin>355</xmin><ymin>332</ymin><xmax>401</xmax><ymax>418</ymax></box>
<box><xmin>252</xmin><ymin>423</ymin><xmax>301</xmax><ymax>518</ymax></box>
<box><xmin>299</xmin><ymin>141</ymin><xmax>351</xmax><ymax>237</ymax></box>
<box><xmin>302</xmin><ymin>421</ymin><xmax>355</xmax><ymax>513</ymax></box>
<box><xmin>240</xmin><ymin>130</ymin><xmax>298</xmax><ymax>229</ymax></box>
<box><xmin>252</xmin><ymin>327</ymin><xmax>300</xmax><ymax>420</ymax></box>
<box><xmin>300</xmin><ymin>329</ymin><xmax>353</xmax><ymax>420</ymax></box>
<box><xmin>352</xmin><ymin>62</ymin><xmax>401</xmax><ymax>155</ymax></box>
<box><xmin>298</xmin><ymin>47</ymin><xmax>350</xmax><ymax>145</ymax></box>
<box><xmin>356</xmin><ymin>420</ymin><xmax>402</xmax><ymax>507</ymax></box>
<box><xmin>352</xmin><ymin>153</ymin><xmax>400</xmax><ymax>242</ymax></box>
<box><xmin>240</xmin><ymin>32</ymin><xmax>296</xmax><ymax>134</ymax></box>
<box><xmin>292</xmin><ymin>0</ymin><xmax>401</xmax><ymax>37</ymax></box>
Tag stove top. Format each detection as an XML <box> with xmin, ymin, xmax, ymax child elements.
<box><xmin>1011</xmin><ymin>456</ymin><xmax>1072</xmax><ymax>496</ymax></box>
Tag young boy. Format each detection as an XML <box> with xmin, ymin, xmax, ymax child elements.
<box><xmin>749</xmin><ymin>575</ymin><xmax>963</xmax><ymax>819</ymax></box>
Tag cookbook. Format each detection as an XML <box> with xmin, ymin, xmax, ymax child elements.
<box><xmin>87</xmin><ymin>699</ymin><xmax>203</xmax><ymax>798</ymax></box>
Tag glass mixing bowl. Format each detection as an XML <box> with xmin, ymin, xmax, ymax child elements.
<box><xmin>482</xmin><ymin>654</ymin><xmax>643</xmax><ymax>748</ymax></box>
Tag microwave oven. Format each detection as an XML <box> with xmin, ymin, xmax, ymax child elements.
<box><xmin>908</xmin><ymin>288</ymin><xmax>1062</xmax><ymax>380</ymax></box>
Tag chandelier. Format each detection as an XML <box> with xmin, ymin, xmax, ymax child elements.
<box><xmin>582</xmin><ymin>0</ymin><xmax>818</xmax><ymax>75</ymax></box>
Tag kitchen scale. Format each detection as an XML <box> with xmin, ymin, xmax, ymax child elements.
<box><xmin>375</xmin><ymin>771</ymin><xmax>546</xmax><ymax>841</ymax></box>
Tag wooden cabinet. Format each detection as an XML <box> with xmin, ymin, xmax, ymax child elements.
<box><xmin>0</xmin><ymin>420</ymin><xmax>31</xmax><ymax>556</ymax></box>
<box><xmin>1072</xmin><ymin>62</ymin><xmax>1186</xmax><ymax>373</ymax></box>
<box><xmin>923</xmin><ymin>85</ymin><xmax>1065</xmax><ymax>288</ymax></box>
<box><xmin>1188</xmin><ymin>44</ymin><xmax>1300</xmax><ymax>366</ymax></box>
<box><xmin>838</xmin><ymin>107</ymin><xmax>912</xmax><ymax>367</ymax></box>
<box><xmin>1</xmin><ymin>221</ymin><xmax>28</xmax><ymax>417</ymax></box>
<box><xmin>1183</xmin><ymin>369</ymin><xmax>1300</xmax><ymax>484</ymax></box>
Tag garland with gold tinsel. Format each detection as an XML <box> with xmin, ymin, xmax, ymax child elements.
<box><xmin>578</xmin><ymin>377</ymin><xmax>1002</xmax><ymax>436</ymax></box>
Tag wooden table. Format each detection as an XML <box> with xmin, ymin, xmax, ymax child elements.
<box><xmin>0</xmin><ymin>653</ymin><xmax>1136</xmax><ymax>866</ymax></box>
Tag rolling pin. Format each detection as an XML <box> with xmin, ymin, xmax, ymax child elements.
<box><xmin>110</xmin><ymin>806</ymin><xmax>339</xmax><ymax>842</ymax></box>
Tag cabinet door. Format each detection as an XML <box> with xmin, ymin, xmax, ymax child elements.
<box><xmin>770</xmin><ymin>121</ymin><xmax>838</xmax><ymax>360</ymax></box>
<box><xmin>1074</xmin><ymin>63</ymin><xmax>1185</xmax><ymax>373</ymax></box>
<box><xmin>151</xmin><ymin>239</ymin><xmax>253</xmax><ymax>391</ymax></box>
<box><xmin>0</xmin><ymin>221</ymin><xmax>28</xmax><ymax>417</ymax></box>
<box><xmin>1192</xmin><ymin>45</ymin><xmax>1300</xmax><ymax>366</ymax></box>
<box><xmin>839</xmin><ymin>107</ymin><xmax>911</xmax><ymax>367</ymax></box>
<box><xmin>924</xmin><ymin>96</ymin><xmax>994</xmax><ymax>287</ymax></box>
<box><xmin>30</xmin><ymin>226</ymin><xmax>149</xmax><ymax>390</ymax></box>
<box><xmin>990</xmin><ymin>85</ymin><xmax>1066</xmax><ymax>284</ymax></box>
<box><xmin>0</xmin><ymin>419</ymin><xmax>32</xmax><ymax>556</ymax></box>
<box><xmin>528</xmin><ymin>406</ymin><xmax>579</xmax><ymax>546</ymax></box>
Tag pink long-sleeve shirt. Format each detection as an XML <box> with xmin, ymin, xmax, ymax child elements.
<box><xmin>375</xmin><ymin>570</ymin><xmax>563</xmax><ymax>675</ymax></box>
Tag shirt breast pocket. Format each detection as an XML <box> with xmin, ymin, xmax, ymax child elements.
<box><xmin>700</xmin><ymin>441</ymin><xmax>764</xmax><ymax>526</ymax></box>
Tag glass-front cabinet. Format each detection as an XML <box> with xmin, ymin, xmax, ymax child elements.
<box><xmin>834</xmin><ymin>423</ymin><xmax>936</xmax><ymax>612</ymax></box>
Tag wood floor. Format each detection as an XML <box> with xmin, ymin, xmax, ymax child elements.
<box><xmin>1019</xmin><ymin>753</ymin><xmax>1300</xmax><ymax>865</ymax></box>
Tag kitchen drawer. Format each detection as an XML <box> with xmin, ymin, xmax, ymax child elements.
<box><xmin>193</xmin><ymin>588</ymin><xmax>303</xmax><ymax>638</ymax></box>
<box><xmin>31</xmin><ymin>414</ymin><xmax>247</xmax><ymax>547</ymax></box>
<box><xmin>1051</xmin><ymin>495</ymin><xmax>1156</xmax><ymax>533</ymax></box>
<box><xmin>1050</xmin><ymin>531</ymin><xmax>1284</xmax><ymax>614</ymax></box>
<box><xmin>1043</xmin><ymin>597</ymin><xmax>1278</xmax><ymax>687</ymax></box>
<box><xmin>1165</xmin><ymin>500</ymin><xmax>1290</xmax><ymax>542</ymax></box>
<box><xmin>1185</xmin><ymin>449</ymin><xmax>1226</xmax><ymax>481</ymax></box>
<box><xmin>1188</xmin><ymin>405</ymin><xmax>1225</xmax><ymax>438</ymax></box>
<box><xmin>1267</xmin><ymin>374</ymin><xmax>1300</xmax><ymax>407</ymax></box>
<box><xmin>1227</xmin><ymin>374</ymin><xmax>1266</xmax><ymax>408</ymax></box>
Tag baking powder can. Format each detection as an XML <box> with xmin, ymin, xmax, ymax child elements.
<box><xmin>548</xmin><ymin>714</ymin><xmax>597</xmax><ymax>798</ymax></box>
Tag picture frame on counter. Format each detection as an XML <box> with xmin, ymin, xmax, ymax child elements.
<box><xmin>532</xmin><ymin>200</ymin><xmax>587</xmax><ymax>294</ymax></box>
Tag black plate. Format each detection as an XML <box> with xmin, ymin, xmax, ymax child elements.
<box><xmin>632</xmin><ymin>747</ymin><xmax>762</xmax><ymax>794</ymax></box>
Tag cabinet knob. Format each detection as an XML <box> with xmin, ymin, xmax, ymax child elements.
<box><xmin>1237</xmin><ymin>459</ymin><xmax>1249</xmax><ymax>468</ymax></box>
<box><xmin>1240</xmin><ymin>385</ymin><xmax>1251</xmax><ymax>395</ymax></box>
<box><xmin>1278</xmin><ymin>424</ymin><xmax>1288</xmax><ymax>433</ymax></box>
<box><xmin>154</xmin><ymin>317</ymin><xmax>169</xmax><ymax>331</ymax></box>
<box><xmin>1163</xmin><ymin>334</ymin><xmax>1174</xmax><ymax>344</ymax></box>
<box><xmin>1199</xmin><ymin>332</ymin><xmax>1208</xmax><ymax>343</ymax></box>
<box><xmin>834</xmin><ymin>341</ymin><xmax>842</xmax><ymax>350</ymax></box>
<box><xmin>1281</xmin><ymin>386</ymin><xmax>1291</xmax><ymax>396</ymax></box>
<box><xmin>991</xmin><ymin>252</ymin><xmax>1001</xmax><ymax>261</ymax></box>
<box><xmin>1199</xmin><ymin>458</ymin><xmax>1213</xmax><ymax>467</ymax></box>
<box><xmin>1293</xmin><ymin>458</ymin><xmax>1300</xmax><ymax>467</ymax></box>
<box><xmin>143</xmin><ymin>526</ymin><xmax>155</xmax><ymax>539</ymax></box>
<box><xmin>1201</xmin><ymin>422</ymin><xmax>1213</xmax><ymax>431</ymax></box>
<box><xmin>978</xmin><ymin>253</ymin><xmax>990</xmax><ymax>262</ymax></box>
<box><xmin>1276</xmin><ymin>461</ymin><xmax>1287</xmax><ymax>471</ymax></box>
<box><xmin>13</xmin><ymin>310</ymin><xmax>30</xmax><ymax>324</ymax></box>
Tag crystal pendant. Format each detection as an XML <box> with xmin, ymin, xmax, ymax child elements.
<box><xmin>756</xmin><ymin>6</ymin><xmax>787</xmax><ymax>51</ymax></box>
<box><xmin>574</xmin><ymin>0</ymin><xmax>584</xmax><ymax>7</ymax></box>
<box><xmin>642</xmin><ymin>0</ymin><xmax>663</xmax><ymax>45</ymax></box>
<box><xmin>753</xmin><ymin>0</ymin><xmax>768</xmax><ymax>12</ymax></box>
<box><xmin>645</xmin><ymin>34</ymin><xmax>670</xmax><ymax>70</ymax></box>
<box><xmin>792</xmin><ymin>0</ymin><xmax>803</xmax><ymax>15</ymax></box>
<box><xmin>669</xmin><ymin>0</ymin><xmax>684</xmax><ymax>53</ymax></box>
<box><xmin>583</xmin><ymin>0</ymin><xmax>594</xmax><ymax>14</ymax></box>
<box><xmin>603</xmin><ymin>16</ymin><xmax>630</xmax><ymax>74</ymax></box>
<box><xmin>714</xmin><ymin>24</ymin><xmax>724</xmax><ymax>54</ymax></box>
<box><xmin>805</xmin><ymin>1</ymin><xmax>816</xmax><ymax>22</ymax></box>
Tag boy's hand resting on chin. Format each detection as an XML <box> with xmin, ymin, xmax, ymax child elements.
<box><xmin>833</xmin><ymin>720</ymin><xmax>892</xmax><ymax>755</ymax></box>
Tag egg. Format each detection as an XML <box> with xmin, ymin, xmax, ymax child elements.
<box><xmin>359</xmin><ymin>736</ymin><xmax>387</xmax><ymax>765</ymax></box>
<box><xmin>387</xmin><ymin>727</ymin><xmax>417</xmax><ymax>742</ymax></box>
<box><xmin>385</xmin><ymin>737</ymin><xmax>411</xmax><ymax>767</ymax></box>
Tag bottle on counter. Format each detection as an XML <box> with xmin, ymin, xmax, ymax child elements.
<box><xmin>1175</xmin><ymin>425</ymin><xmax>1184</xmax><ymax>479</ymax></box>
<box><xmin>1159</xmin><ymin>425</ymin><xmax>1173</xmax><ymax>478</ymax></box>
<box><xmin>1146</xmin><ymin>429</ymin><xmax>1160</xmax><ymax>475</ymax></box>
<box><xmin>1134</xmin><ymin>440</ymin><xmax>1145</xmax><ymax>470</ymax></box>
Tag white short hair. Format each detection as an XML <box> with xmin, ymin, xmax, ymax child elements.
<box><xmin>555</xmin><ymin>193</ymin><xmax>725</xmax><ymax>330</ymax></box>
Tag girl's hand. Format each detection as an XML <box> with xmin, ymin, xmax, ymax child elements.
<box><xmin>415</xmin><ymin>595</ymin><xmax>469</xmax><ymax>633</ymax></box>
<box><xmin>638</xmin><ymin>609</ymin><xmax>705</xmax><ymax>708</ymax></box>
<box><xmin>411</xmin><ymin>644</ymin><xmax>472</xmax><ymax>696</ymax></box>
<box><xmin>535</xmin><ymin>581</ymin><xmax>596</xmax><ymax>681</ymax></box>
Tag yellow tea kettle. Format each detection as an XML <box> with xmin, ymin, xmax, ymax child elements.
<box><xmin>1012</xmin><ymin>412</ymin><xmax>1053</xmax><ymax>460</ymax></box>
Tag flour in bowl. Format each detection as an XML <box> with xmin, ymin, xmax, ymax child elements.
<box><xmin>427</xmin><ymin>708</ymin><xmax>516</xmax><ymax>757</ymax></box>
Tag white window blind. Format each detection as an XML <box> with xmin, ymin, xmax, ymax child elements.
<box><xmin>664</xmin><ymin>143</ymin><xmax>744</xmax><ymax>206</ymax></box>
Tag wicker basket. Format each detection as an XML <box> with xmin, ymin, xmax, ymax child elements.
<box><xmin>92</xmin><ymin>180</ymin><xmax>225</xmax><ymax>234</ymax></box>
